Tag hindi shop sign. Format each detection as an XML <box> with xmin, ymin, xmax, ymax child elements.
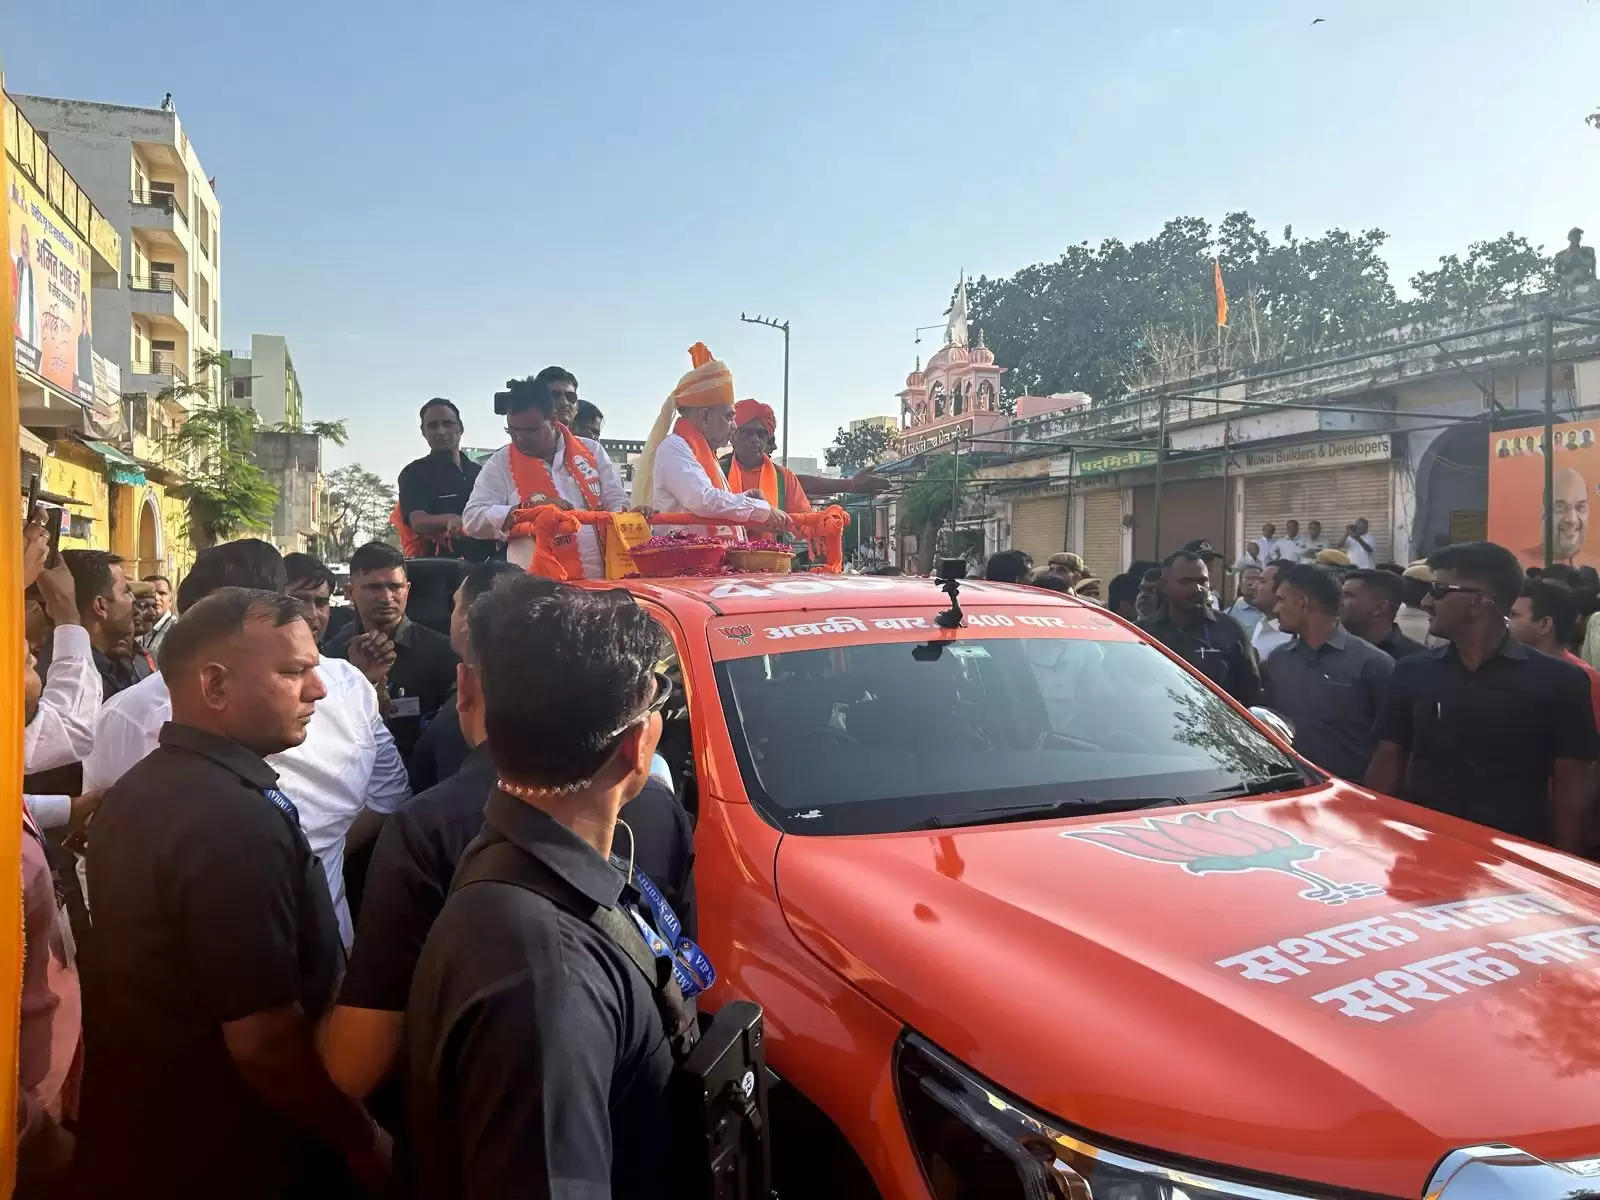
<box><xmin>1049</xmin><ymin>448</ymin><xmax>1160</xmax><ymax>479</ymax></box>
<box><xmin>1234</xmin><ymin>435</ymin><xmax>1393</xmax><ymax>477</ymax></box>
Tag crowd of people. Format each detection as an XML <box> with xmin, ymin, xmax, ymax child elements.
<box><xmin>16</xmin><ymin>344</ymin><xmax>1600</xmax><ymax>1196</ymax></box>
<box><xmin>1105</xmin><ymin>538</ymin><xmax>1600</xmax><ymax>855</ymax></box>
<box><xmin>13</xmin><ymin>348</ymin><xmax>884</xmax><ymax>1197</ymax></box>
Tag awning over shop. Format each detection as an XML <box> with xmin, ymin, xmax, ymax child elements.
<box><xmin>77</xmin><ymin>438</ymin><xmax>147</xmax><ymax>487</ymax></box>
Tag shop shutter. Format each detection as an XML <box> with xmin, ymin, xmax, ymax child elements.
<box><xmin>1240</xmin><ymin>463</ymin><xmax>1393</xmax><ymax>563</ymax></box>
<box><xmin>1081</xmin><ymin>489</ymin><xmax>1124</xmax><ymax>582</ymax></box>
<box><xmin>1009</xmin><ymin>495</ymin><xmax>1068</xmax><ymax>565</ymax></box>
<box><xmin>1131</xmin><ymin>479</ymin><xmax>1227</xmax><ymax>564</ymax></box>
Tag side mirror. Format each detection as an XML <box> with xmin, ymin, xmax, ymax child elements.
<box><xmin>1249</xmin><ymin>706</ymin><xmax>1296</xmax><ymax>745</ymax></box>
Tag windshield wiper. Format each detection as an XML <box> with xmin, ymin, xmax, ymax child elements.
<box><xmin>916</xmin><ymin>795</ymin><xmax>1186</xmax><ymax>830</ymax></box>
<box><xmin>1202</xmin><ymin>768</ymin><xmax>1311</xmax><ymax>801</ymax></box>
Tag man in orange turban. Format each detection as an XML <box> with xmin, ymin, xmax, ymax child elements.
<box><xmin>633</xmin><ymin>346</ymin><xmax>794</xmax><ymax>540</ymax></box>
<box><xmin>719</xmin><ymin>400</ymin><xmax>813</xmax><ymax>519</ymax></box>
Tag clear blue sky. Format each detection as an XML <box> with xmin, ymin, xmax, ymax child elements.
<box><xmin>8</xmin><ymin>0</ymin><xmax>1599</xmax><ymax>485</ymax></box>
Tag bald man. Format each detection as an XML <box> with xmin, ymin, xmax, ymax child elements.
<box><xmin>1524</xmin><ymin>467</ymin><xmax>1594</xmax><ymax>566</ymax></box>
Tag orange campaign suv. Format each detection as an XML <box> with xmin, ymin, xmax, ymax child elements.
<box><xmin>604</xmin><ymin>570</ymin><xmax>1600</xmax><ymax>1200</ymax></box>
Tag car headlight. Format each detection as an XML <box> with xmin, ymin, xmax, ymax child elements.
<box><xmin>896</xmin><ymin>1032</ymin><xmax>1327</xmax><ymax>1200</ymax></box>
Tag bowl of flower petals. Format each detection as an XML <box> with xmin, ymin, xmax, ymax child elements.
<box><xmin>628</xmin><ymin>531</ymin><xmax>730</xmax><ymax>576</ymax></box>
<box><xmin>723</xmin><ymin>539</ymin><xmax>795</xmax><ymax>574</ymax></box>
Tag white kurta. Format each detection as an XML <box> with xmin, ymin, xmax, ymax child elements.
<box><xmin>649</xmin><ymin>433</ymin><xmax>773</xmax><ymax>538</ymax></box>
<box><xmin>461</xmin><ymin>439</ymin><xmax>629</xmax><ymax>576</ymax></box>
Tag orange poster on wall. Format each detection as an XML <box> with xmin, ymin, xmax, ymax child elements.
<box><xmin>1487</xmin><ymin>421</ymin><xmax>1600</xmax><ymax>568</ymax></box>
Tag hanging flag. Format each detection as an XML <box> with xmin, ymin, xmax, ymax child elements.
<box><xmin>1213</xmin><ymin>258</ymin><xmax>1229</xmax><ymax>327</ymax></box>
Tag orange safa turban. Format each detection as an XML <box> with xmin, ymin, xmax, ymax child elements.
<box><xmin>734</xmin><ymin>398</ymin><xmax>776</xmax><ymax>435</ymax></box>
<box><xmin>634</xmin><ymin>342</ymin><xmax>739</xmax><ymax>505</ymax></box>
<box><xmin>669</xmin><ymin>342</ymin><xmax>735</xmax><ymax>410</ymax></box>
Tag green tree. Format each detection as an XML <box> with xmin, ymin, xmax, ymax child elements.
<box><xmin>266</xmin><ymin>418</ymin><xmax>351</xmax><ymax>445</ymax></box>
<box><xmin>1405</xmin><ymin>233</ymin><xmax>1554</xmax><ymax>321</ymax></box>
<box><xmin>322</xmin><ymin>464</ymin><xmax>396</xmax><ymax>561</ymax></box>
<box><xmin>963</xmin><ymin>211</ymin><xmax>1553</xmax><ymax>405</ymax></box>
<box><xmin>825</xmin><ymin>422</ymin><xmax>894</xmax><ymax>474</ymax></box>
<box><xmin>897</xmin><ymin>452</ymin><xmax>976</xmax><ymax>561</ymax></box>
<box><xmin>162</xmin><ymin>350</ymin><xmax>279</xmax><ymax>549</ymax></box>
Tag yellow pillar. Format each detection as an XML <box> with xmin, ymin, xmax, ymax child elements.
<box><xmin>1</xmin><ymin>69</ymin><xmax>27</xmax><ymax>1196</ymax></box>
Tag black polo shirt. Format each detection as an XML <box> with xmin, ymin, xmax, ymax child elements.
<box><xmin>344</xmin><ymin>751</ymin><xmax>694</xmax><ymax>1013</ymax></box>
<box><xmin>397</xmin><ymin>451</ymin><xmax>499</xmax><ymax>562</ymax></box>
<box><xmin>1374</xmin><ymin>638</ymin><xmax>1600</xmax><ymax>844</ymax></box>
<box><xmin>407</xmin><ymin>693</ymin><xmax>470</xmax><ymax>794</ymax></box>
<box><xmin>405</xmin><ymin>788</ymin><xmax>675</xmax><ymax>1199</ymax></box>
<box><xmin>1138</xmin><ymin>605</ymin><xmax>1262</xmax><ymax>706</ymax></box>
<box><xmin>79</xmin><ymin>723</ymin><xmax>341</xmax><ymax>1198</ymax></box>
<box><xmin>325</xmin><ymin>616</ymin><xmax>458</xmax><ymax>764</ymax></box>
<box><xmin>1376</xmin><ymin>625</ymin><xmax>1428</xmax><ymax>661</ymax></box>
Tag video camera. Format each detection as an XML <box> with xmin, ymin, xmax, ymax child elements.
<box><xmin>493</xmin><ymin>377</ymin><xmax>537</xmax><ymax>416</ymax></box>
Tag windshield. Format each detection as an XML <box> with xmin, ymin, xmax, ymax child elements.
<box><xmin>716</xmin><ymin>634</ymin><xmax>1304</xmax><ymax>835</ymax></box>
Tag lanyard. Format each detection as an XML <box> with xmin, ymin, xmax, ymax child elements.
<box><xmin>263</xmin><ymin>787</ymin><xmax>301</xmax><ymax>827</ymax></box>
<box><xmin>611</xmin><ymin>853</ymin><xmax>716</xmax><ymax>998</ymax></box>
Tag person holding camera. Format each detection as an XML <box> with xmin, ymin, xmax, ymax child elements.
<box><xmin>406</xmin><ymin>579</ymin><xmax>707</xmax><ymax>1199</ymax></box>
<box><xmin>462</xmin><ymin>374</ymin><xmax>634</xmax><ymax>577</ymax></box>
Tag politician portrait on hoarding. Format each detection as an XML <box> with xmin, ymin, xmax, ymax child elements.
<box><xmin>1488</xmin><ymin>420</ymin><xmax>1600</xmax><ymax>570</ymax></box>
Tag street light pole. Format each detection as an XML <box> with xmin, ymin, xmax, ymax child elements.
<box><xmin>740</xmin><ymin>313</ymin><xmax>791</xmax><ymax>466</ymax></box>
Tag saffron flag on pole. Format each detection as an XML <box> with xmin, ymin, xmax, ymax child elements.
<box><xmin>1213</xmin><ymin>258</ymin><xmax>1229</xmax><ymax>327</ymax></box>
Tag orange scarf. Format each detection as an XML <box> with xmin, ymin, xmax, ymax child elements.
<box><xmin>672</xmin><ymin>417</ymin><xmax>731</xmax><ymax>492</ymax></box>
<box><xmin>728</xmin><ymin>456</ymin><xmax>780</xmax><ymax>509</ymax></box>
<box><xmin>508</xmin><ymin>425</ymin><xmax>604</xmax><ymax>579</ymax></box>
<box><xmin>668</xmin><ymin>419</ymin><xmax>736</xmax><ymax>537</ymax></box>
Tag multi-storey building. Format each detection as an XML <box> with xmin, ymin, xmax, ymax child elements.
<box><xmin>224</xmin><ymin>334</ymin><xmax>303</xmax><ymax>427</ymax></box>
<box><xmin>16</xmin><ymin>95</ymin><xmax>221</xmax><ymax>410</ymax></box>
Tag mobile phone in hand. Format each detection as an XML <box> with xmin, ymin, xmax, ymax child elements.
<box><xmin>26</xmin><ymin>473</ymin><xmax>39</xmax><ymax>524</ymax></box>
<box><xmin>45</xmin><ymin>507</ymin><xmax>63</xmax><ymax>567</ymax></box>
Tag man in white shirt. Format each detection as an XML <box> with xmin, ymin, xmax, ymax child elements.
<box><xmin>632</xmin><ymin>342</ymin><xmax>795</xmax><ymax>541</ymax></box>
<box><xmin>24</xmin><ymin>547</ymin><xmax>105</xmax><ymax>833</ymax></box>
<box><xmin>1341</xmin><ymin>517</ymin><xmax>1376</xmax><ymax>569</ymax></box>
<box><xmin>1249</xmin><ymin>561</ymin><xmax>1295</xmax><ymax>663</ymax></box>
<box><xmin>461</xmin><ymin>374</ymin><xmax>631</xmax><ymax>577</ymax></box>
<box><xmin>1299</xmin><ymin>519</ymin><xmax>1328</xmax><ymax>563</ymax></box>
<box><xmin>83</xmin><ymin>540</ymin><xmax>409</xmax><ymax>946</ymax></box>
<box><xmin>1272</xmin><ymin>520</ymin><xmax>1304</xmax><ymax>565</ymax></box>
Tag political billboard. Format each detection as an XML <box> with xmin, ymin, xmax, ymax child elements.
<box><xmin>9</xmin><ymin>169</ymin><xmax>94</xmax><ymax>401</ymax></box>
<box><xmin>1487</xmin><ymin>421</ymin><xmax>1600</xmax><ymax>569</ymax></box>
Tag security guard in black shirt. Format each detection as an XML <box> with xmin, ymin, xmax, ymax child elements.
<box><xmin>1138</xmin><ymin>548</ymin><xmax>1262</xmax><ymax>706</ymax></box>
<box><xmin>405</xmin><ymin>580</ymin><xmax>705</xmax><ymax>1199</ymax></box>
<box><xmin>79</xmin><ymin>588</ymin><xmax>387</xmax><ymax>1197</ymax></box>
<box><xmin>324</xmin><ymin>541</ymin><xmax>459</xmax><ymax>764</ymax></box>
<box><xmin>321</xmin><ymin>563</ymin><xmax>695</xmax><ymax>1106</ymax></box>
<box><xmin>396</xmin><ymin>398</ymin><xmax>500</xmax><ymax>562</ymax></box>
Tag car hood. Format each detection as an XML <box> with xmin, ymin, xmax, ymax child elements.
<box><xmin>774</xmin><ymin>786</ymin><xmax>1600</xmax><ymax>1196</ymax></box>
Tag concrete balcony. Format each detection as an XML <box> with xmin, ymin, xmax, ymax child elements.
<box><xmin>130</xmin><ymin>189</ymin><xmax>192</xmax><ymax>255</ymax></box>
<box><xmin>128</xmin><ymin>273</ymin><xmax>191</xmax><ymax>331</ymax></box>
<box><xmin>125</xmin><ymin>354</ymin><xmax>189</xmax><ymax>399</ymax></box>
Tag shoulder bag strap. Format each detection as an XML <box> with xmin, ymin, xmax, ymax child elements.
<box><xmin>452</xmin><ymin>835</ymin><xmax>699</xmax><ymax>1058</ymax></box>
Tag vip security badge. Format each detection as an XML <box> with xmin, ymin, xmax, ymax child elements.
<box><xmin>1065</xmin><ymin>809</ymin><xmax>1384</xmax><ymax>907</ymax></box>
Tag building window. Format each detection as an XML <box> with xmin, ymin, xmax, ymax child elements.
<box><xmin>232</xmin><ymin>376</ymin><xmax>251</xmax><ymax>401</ymax></box>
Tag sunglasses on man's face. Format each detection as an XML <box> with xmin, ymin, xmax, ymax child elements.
<box><xmin>1428</xmin><ymin>581</ymin><xmax>1485</xmax><ymax>601</ymax></box>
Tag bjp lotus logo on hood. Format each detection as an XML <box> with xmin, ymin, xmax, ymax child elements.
<box><xmin>1066</xmin><ymin>809</ymin><xmax>1384</xmax><ymax>907</ymax></box>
